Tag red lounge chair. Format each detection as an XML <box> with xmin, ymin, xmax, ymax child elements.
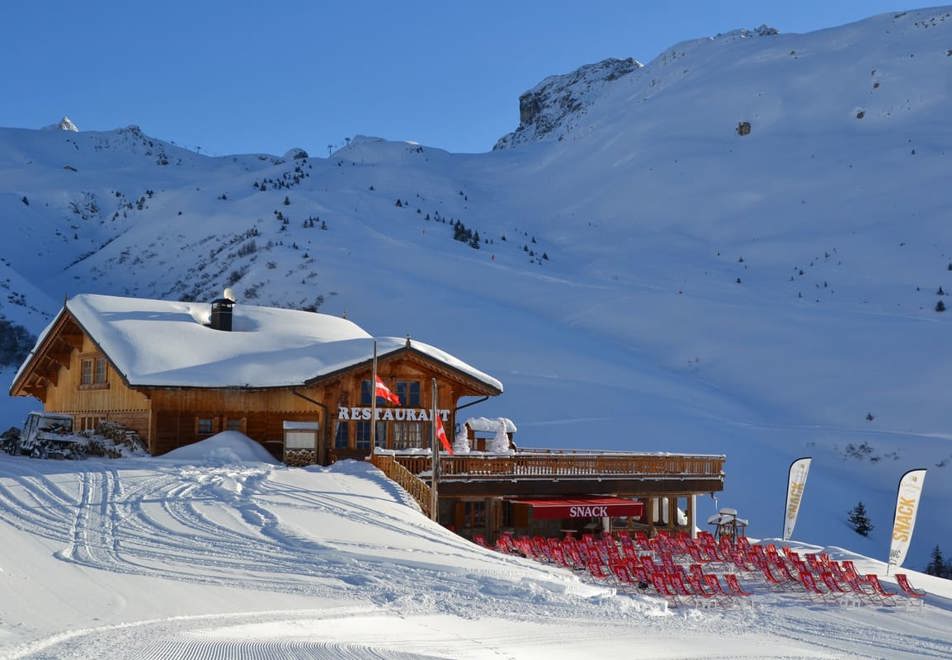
<box><xmin>820</xmin><ymin>571</ymin><xmax>848</xmax><ymax>595</ymax></box>
<box><xmin>473</xmin><ymin>534</ymin><xmax>488</xmax><ymax>547</ymax></box>
<box><xmin>761</xmin><ymin>563</ymin><xmax>785</xmax><ymax>588</ymax></box>
<box><xmin>896</xmin><ymin>573</ymin><xmax>927</xmax><ymax>599</ymax></box>
<box><xmin>667</xmin><ymin>571</ymin><xmax>698</xmax><ymax>604</ymax></box>
<box><xmin>651</xmin><ymin>574</ymin><xmax>681</xmax><ymax>605</ymax></box>
<box><xmin>703</xmin><ymin>574</ymin><xmax>729</xmax><ymax>597</ymax></box>
<box><xmin>866</xmin><ymin>574</ymin><xmax>898</xmax><ymax>603</ymax></box>
<box><xmin>723</xmin><ymin>574</ymin><xmax>752</xmax><ymax>597</ymax></box>
<box><xmin>612</xmin><ymin>563</ymin><xmax>634</xmax><ymax>584</ymax></box>
<box><xmin>587</xmin><ymin>559</ymin><xmax>610</xmax><ymax>580</ymax></box>
<box><xmin>773</xmin><ymin>560</ymin><xmax>797</xmax><ymax>584</ymax></box>
<box><xmin>841</xmin><ymin>560</ymin><xmax>860</xmax><ymax>580</ymax></box>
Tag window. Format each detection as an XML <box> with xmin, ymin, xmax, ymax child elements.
<box><xmin>79</xmin><ymin>356</ymin><xmax>107</xmax><ymax>387</ymax></box>
<box><xmin>463</xmin><ymin>501</ymin><xmax>487</xmax><ymax>529</ymax></box>
<box><xmin>197</xmin><ymin>418</ymin><xmax>214</xmax><ymax>435</ymax></box>
<box><xmin>360</xmin><ymin>380</ymin><xmax>388</xmax><ymax>406</ymax></box>
<box><xmin>393</xmin><ymin>422</ymin><xmax>428</xmax><ymax>449</ymax></box>
<box><xmin>395</xmin><ymin>381</ymin><xmax>421</xmax><ymax>407</ymax></box>
<box><xmin>374</xmin><ymin>421</ymin><xmax>387</xmax><ymax>448</ymax></box>
<box><xmin>334</xmin><ymin>421</ymin><xmax>349</xmax><ymax>449</ymax></box>
<box><xmin>355</xmin><ymin>421</ymin><xmax>371</xmax><ymax>449</ymax></box>
<box><xmin>94</xmin><ymin>358</ymin><xmax>107</xmax><ymax>384</ymax></box>
<box><xmin>225</xmin><ymin>418</ymin><xmax>244</xmax><ymax>433</ymax></box>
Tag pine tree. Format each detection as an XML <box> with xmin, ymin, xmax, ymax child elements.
<box><xmin>936</xmin><ymin>300</ymin><xmax>946</xmax><ymax>312</ymax></box>
<box><xmin>925</xmin><ymin>545</ymin><xmax>946</xmax><ymax>577</ymax></box>
<box><xmin>847</xmin><ymin>501</ymin><xmax>873</xmax><ymax>536</ymax></box>
<box><xmin>283</xmin><ymin>196</ymin><xmax>290</xmax><ymax>206</ymax></box>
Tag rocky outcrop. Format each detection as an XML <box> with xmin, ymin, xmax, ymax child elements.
<box><xmin>493</xmin><ymin>57</ymin><xmax>641</xmax><ymax>150</ymax></box>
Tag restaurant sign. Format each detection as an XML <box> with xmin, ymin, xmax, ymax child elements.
<box><xmin>338</xmin><ymin>406</ymin><xmax>451</xmax><ymax>422</ymax></box>
<box><xmin>516</xmin><ymin>498</ymin><xmax>645</xmax><ymax>520</ymax></box>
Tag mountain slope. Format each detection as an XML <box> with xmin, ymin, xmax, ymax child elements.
<box><xmin>2</xmin><ymin>6</ymin><xmax>952</xmax><ymax>567</ymax></box>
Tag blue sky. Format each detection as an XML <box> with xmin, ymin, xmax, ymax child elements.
<box><xmin>0</xmin><ymin>1</ymin><xmax>928</xmax><ymax>155</ymax></box>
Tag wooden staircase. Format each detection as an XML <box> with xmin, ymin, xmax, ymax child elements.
<box><xmin>370</xmin><ymin>453</ymin><xmax>433</xmax><ymax>518</ymax></box>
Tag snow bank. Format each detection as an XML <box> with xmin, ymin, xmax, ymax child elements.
<box><xmin>160</xmin><ymin>431</ymin><xmax>279</xmax><ymax>465</ymax></box>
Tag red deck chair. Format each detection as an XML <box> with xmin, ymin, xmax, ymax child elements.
<box><xmin>773</xmin><ymin>559</ymin><xmax>797</xmax><ymax>585</ymax></box>
<box><xmin>895</xmin><ymin>573</ymin><xmax>927</xmax><ymax>599</ymax></box>
<box><xmin>840</xmin><ymin>560</ymin><xmax>861</xmax><ymax>582</ymax></box>
<box><xmin>723</xmin><ymin>574</ymin><xmax>752</xmax><ymax>597</ymax></box>
<box><xmin>798</xmin><ymin>571</ymin><xmax>834</xmax><ymax>603</ymax></box>
<box><xmin>841</xmin><ymin>575</ymin><xmax>879</xmax><ymax>604</ymax></box>
<box><xmin>667</xmin><ymin>571</ymin><xmax>698</xmax><ymax>604</ymax></box>
<box><xmin>761</xmin><ymin>563</ymin><xmax>785</xmax><ymax>589</ymax></box>
<box><xmin>704</xmin><ymin>574</ymin><xmax>731</xmax><ymax>600</ymax></box>
<box><xmin>612</xmin><ymin>563</ymin><xmax>634</xmax><ymax>585</ymax></box>
<box><xmin>650</xmin><ymin>574</ymin><xmax>681</xmax><ymax>605</ymax></box>
<box><xmin>866</xmin><ymin>574</ymin><xmax>898</xmax><ymax>604</ymax></box>
<box><xmin>820</xmin><ymin>571</ymin><xmax>849</xmax><ymax>595</ymax></box>
<box><xmin>630</xmin><ymin>562</ymin><xmax>650</xmax><ymax>584</ymax></box>
<box><xmin>587</xmin><ymin>559</ymin><xmax>610</xmax><ymax>580</ymax></box>
<box><xmin>472</xmin><ymin>534</ymin><xmax>488</xmax><ymax>548</ymax></box>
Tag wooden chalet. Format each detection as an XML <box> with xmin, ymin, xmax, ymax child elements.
<box><xmin>11</xmin><ymin>293</ymin><xmax>725</xmax><ymax>544</ymax></box>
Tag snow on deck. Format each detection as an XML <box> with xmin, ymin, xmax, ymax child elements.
<box><xmin>55</xmin><ymin>293</ymin><xmax>502</xmax><ymax>390</ymax></box>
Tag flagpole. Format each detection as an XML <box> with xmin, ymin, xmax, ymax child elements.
<box><xmin>370</xmin><ymin>340</ymin><xmax>377</xmax><ymax>456</ymax></box>
<box><xmin>430</xmin><ymin>377</ymin><xmax>439</xmax><ymax>521</ymax></box>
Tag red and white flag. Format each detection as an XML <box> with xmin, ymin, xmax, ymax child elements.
<box><xmin>374</xmin><ymin>376</ymin><xmax>401</xmax><ymax>406</ymax></box>
<box><xmin>435</xmin><ymin>415</ymin><xmax>454</xmax><ymax>455</ymax></box>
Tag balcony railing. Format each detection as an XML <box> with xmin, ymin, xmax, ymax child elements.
<box><xmin>378</xmin><ymin>449</ymin><xmax>725</xmax><ymax>482</ymax></box>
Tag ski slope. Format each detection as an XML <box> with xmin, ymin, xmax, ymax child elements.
<box><xmin>1</xmin><ymin>443</ymin><xmax>951</xmax><ymax>659</ymax></box>
<box><xmin>2</xmin><ymin>6</ymin><xmax>952</xmax><ymax>567</ymax></box>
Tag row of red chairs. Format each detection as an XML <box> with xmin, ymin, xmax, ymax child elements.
<box><xmin>475</xmin><ymin>532</ymin><xmax>927</xmax><ymax>608</ymax></box>
<box><xmin>478</xmin><ymin>532</ymin><xmax>753</xmax><ymax>607</ymax></box>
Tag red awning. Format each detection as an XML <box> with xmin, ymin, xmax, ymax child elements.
<box><xmin>513</xmin><ymin>497</ymin><xmax>644</xmax><ymax>520</ymax></box>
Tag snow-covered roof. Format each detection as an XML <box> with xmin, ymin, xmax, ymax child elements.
<box><xmin>55</xmin><ymin>294</ymin><xmax>502</xmax><ymax>391</ymax></box>
<box><xmin>464</xmin><ymin>417</ymin><xmax>517</xmax><ymax>433</ymax></box>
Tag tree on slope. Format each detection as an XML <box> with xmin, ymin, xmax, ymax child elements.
<box><xmin>925</xmin><ymin>545</ymin><xmax>949</xmax><ymax>579</ymax></box>
<box><xmin>847</xmin><ymin>501</ymin><xmax>873</xmax><ymax>536</ymax></box>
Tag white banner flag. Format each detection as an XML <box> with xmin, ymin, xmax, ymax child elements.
<box><xmin>782</xmin><ymin>457</ymin><xmax>812</xmax><ymax>541</ymax></box>
<box><xmin>888</xmin><ymin>468</ymin><xmax>927</xmax><ymax>572</ymax></box>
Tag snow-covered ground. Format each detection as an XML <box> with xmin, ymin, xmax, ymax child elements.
<box><xmin>1</xmin><ymin>437</ymin><xmax>951</xmax><ymax>659</ymax></box>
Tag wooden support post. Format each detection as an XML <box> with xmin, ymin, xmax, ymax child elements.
<box><xmin>667</xmin><ymin>496</ymin><xmax>678</xmax><ymax>530</ymax></box>
<box><xmin>429</xmin><ymin>378</ymin><xmax>439</xmax><ymax>522</ymax></box>
<box><xmin>688</xmin><ymin>494</ymin><xmax>697</xmax><ymax>539</ymax></box>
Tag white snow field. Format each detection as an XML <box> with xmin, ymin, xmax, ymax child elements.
<box><xmin>1</xmin><ymin>437</ymin><xmax>952</xmax><ymax>659</ymax></box>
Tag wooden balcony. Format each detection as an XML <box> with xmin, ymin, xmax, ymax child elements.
<box><xmin>377</xmin><ymin>449</ymin><xmax>725</xmax><ymax>498</ymax></box>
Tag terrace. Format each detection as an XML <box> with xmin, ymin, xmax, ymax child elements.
<box><xmin>371</xmin><ymin>448</ymin><xmax>725</xmax><ymax>518</ymax></box>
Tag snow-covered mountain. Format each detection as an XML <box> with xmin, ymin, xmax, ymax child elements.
<box><xmin>2</xmin><ymin>6</ymin><xmax>952</xmax><ymax>568</ymax></box>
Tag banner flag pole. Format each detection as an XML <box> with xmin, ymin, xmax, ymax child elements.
<box><xmin>887</xmin><ymin>468</ymin><xmax>927</xmax><ymax>575</ymax></box>
<box><xmin>782</xmin><ymin>457</ymin><xmax>812</xmax><ymax>541</ymax></box>
<box><xmin>370</xmin><ymin>340</ymin><xmax>377</xmax><ymax>456</ymax></box>
<box><xmin>430</xmin><ymin>377</ymin><xmax>439</xmax><ymax>521</ymax></box>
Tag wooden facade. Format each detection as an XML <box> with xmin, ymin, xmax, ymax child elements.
<box><xmin>10</xmin><ymin>307</ymin><xmax>500</xmax><ymax>463</ymax></box>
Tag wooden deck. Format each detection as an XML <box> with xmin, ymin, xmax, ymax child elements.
<box><xmin>386</xmin><ymin>450</ymin><xmax>724</xmax><ymax>481</ymax></box>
